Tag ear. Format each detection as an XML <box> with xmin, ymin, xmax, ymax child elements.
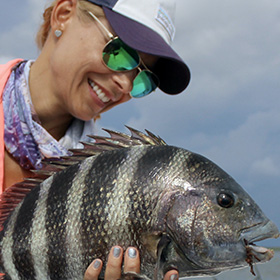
<box><xmin>51</xmin><ymin>0</ymin><xmax>77</xmax><ymax>32</ymax></box>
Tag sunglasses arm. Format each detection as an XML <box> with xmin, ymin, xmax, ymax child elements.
<box><xmin>87</xmin><ymin>11</ymin><xmax>115</xmax><ymax>40</ymax></box>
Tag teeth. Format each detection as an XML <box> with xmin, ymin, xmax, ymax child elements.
<box><xmin>88</xmin><ymin>79</ymin><xmax>110</xmax><ymax>103</ymax></box>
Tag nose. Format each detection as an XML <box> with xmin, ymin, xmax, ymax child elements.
<box><xmin>112</xmin><ymin>69</ymin><xmax>137</xmax><ymax>96</ymax></box>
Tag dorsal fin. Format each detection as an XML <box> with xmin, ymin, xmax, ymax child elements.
<box><xmin>0</xmin><ymin>127</ymin><xmax>167</xmax><ymax>230</ymax></box>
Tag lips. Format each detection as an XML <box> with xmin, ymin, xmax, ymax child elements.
<box><xmin>88</xmin><ymin>79</ymin><xmax>110</xmax><ymax>103</ymax></box>
<box><xmin>240</xmin><ymin>220</ymin><xmax>280</xmax><ymax>245</ymax></box>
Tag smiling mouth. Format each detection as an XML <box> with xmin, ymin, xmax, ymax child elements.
<box><xmin>88</xmin><ymin>79</ymin><xmax>110</xmax><ymax>103</ymax></box>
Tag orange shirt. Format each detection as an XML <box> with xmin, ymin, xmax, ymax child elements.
<box><xmin>0</xmin><ymin>59</ymin><xmax>23</xmax><ymax>194</ymax></box>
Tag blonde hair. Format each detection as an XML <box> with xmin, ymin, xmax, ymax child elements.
<box><xmin>36</xmin><ymin>0</ymin><xmax>104</xmax><ymax>49</ymax></box>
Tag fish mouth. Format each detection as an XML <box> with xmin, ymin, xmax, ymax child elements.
<box><xmin>243</xmin><ymin>240</ymin><xmax>275</xmax><ymax>276</ymax></box>
<box><xmin>240</xmin><ymin>220</ymin><xmax>279</xmax><ymax>245</ymax></box>
<box><xmin>240</xmin><ymin>220</ymin><xmax>279</xmax><ymax>275</ymax></box>
<box><xmin>244</xmin><ymin>239</ymin><xmax>275</xmax><ymax>262</ymax></box>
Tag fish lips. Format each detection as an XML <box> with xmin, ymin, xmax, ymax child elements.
<box><xmin>240</xmin><ymin>220</ymin><xmax>279</xmax><ymax>263</ymax></box>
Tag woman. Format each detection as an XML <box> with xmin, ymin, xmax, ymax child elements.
<box><xmin>0</xmin><ymin>0</ymin><xmax>190</xmax><ymax>279</ymax></box>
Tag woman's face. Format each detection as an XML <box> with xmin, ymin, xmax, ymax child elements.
<box><xmin>48</xmin><ymin>4</ymin><xmax>157</xmax><ymax>121</ymax></box>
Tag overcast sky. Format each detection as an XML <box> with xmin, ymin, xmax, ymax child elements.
<box><xmin>1</xmin><ymin>0</ymin><xmax>279</xmax><ymax>247</ymax></box>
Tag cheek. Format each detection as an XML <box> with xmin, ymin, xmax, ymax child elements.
<box><xmin>48</xmin><ymin>41</ymin><xmax>105</xmax><ymax>106</ymax></box>
<box><xmin>166</xmin><ymin>196</ymin><xmax>201</xmax><ymax>250</ymax></box>
<box><xmin>51</xmin><ymin>29</ymin><xmax>105</xmax><ymax>75</ymax></box>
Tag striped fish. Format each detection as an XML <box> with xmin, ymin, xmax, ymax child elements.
<box><xmin>0</xmin><ymin>127</ymin><xmax>279</xmax><ymax>280</ymax></box>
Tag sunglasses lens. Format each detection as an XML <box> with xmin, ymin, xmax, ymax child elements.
<box><xmin>130</xmin><ymin>71</ymin><xmax>159</xmax><ymax>98</ymax></box>
<box><xmin>103</xmin><ymin>38</ymin><xmax>140</xmax><ymax>71</ymax></box>
<box><xmin>102</xmin><ymin>38</ymin><xmax>158</xmax><ymax>98</ymax></box>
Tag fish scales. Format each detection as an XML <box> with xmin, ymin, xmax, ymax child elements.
<box><xmin>0</xmin><ymin>127</ymin><xmax>279</xmax><ymax>280</ymax></box>
<box><xmin>1</xmin><ymin>182</ymin><xmax>43</xmax><ymax>280</ymax></box>
<box><xmin>12</xmin><ymin>185</ymin><xmax>40</xmax><ymax>279</ymax></box>
<box><xmin>64</xmin><ymin>157</ymin><xmax>94</xmax><ymax>279</ymax></box>
<box><xmin>128</xmin><ymin>146</ymin><xmax>192</xmax><ymax>275</ymax></box>
<box><xmin>79</xmin><ymin>146</ymin><xmax>149</xmax><ymax>269</ymax></box>
<box><xmin>102</xmin><ymin>146</ymin><xmax>149</xmax><ymax>248</ymax></box>
<box><xmin>1</xmin><ymin>163</ymin><xmax>83</xmax><ymax>279</ymax></box>
<box><xmin>78</xmin><ymin>145</ymin><xmax>184</xmax><ymax>275</ymax></box>
<box><xmin>1</xmin><ymin>201</ymin><xmax>22</xmax><ymax>280</ymax></box>
<box><xmin>46</xmin><ymin>163</ymin><xmax>81</xmax><ymax>279</ymax></box>
<box><xmin>31</xmin><ymin>156</ymin><xmax>99</xmax><ymax>279</ymax></box>
<box><xmin>31</xmin><ymin>176</ymin><xmax>54</xmax><ymax>279</ymax></box>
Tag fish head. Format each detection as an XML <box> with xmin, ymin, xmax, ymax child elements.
<box><xmin>157</xmin><ymin>150</ymin><xmax>279</xmax><ymax>277</ymax></box>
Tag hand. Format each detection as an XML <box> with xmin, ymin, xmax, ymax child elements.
<box><xmin>83</xmin><ymin>246</ymin><xmax>179</xmax><ymax>280</ymax></box>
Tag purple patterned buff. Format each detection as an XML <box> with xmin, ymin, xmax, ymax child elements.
<box><xmin>3</xmin><ymin>61</ymin><xmax>70</xmax><ymax>170</ymax></box>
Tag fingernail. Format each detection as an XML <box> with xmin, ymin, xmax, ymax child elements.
<box><xmin>113</xmin><ymin>246</ymin><xmax>121</xmax><ymax>258</ymax></box>
<box><xmin>128</xmin><ymin>247</ymin><xmax>137</xmax><ymax>258</ymax></box>
<box><xmin>93</xmin><ymin>259</ymin><xmax>101</xmax><ymax>269</ymax></box>
<box><xmin>170</xmin><ymin>274</ymin><xmax>178</xmax><ymax>280</ymax></box>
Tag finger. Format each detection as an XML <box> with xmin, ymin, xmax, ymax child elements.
<box><xmin>83</xmin><ymin>259</ymin><xmax>103</xmax><ymax>280</ymax></box>
<box><xmin>104</xmin><ymin>246</ymin><xmax>124</xmax><ymax>280</ymax></box>
<box><xmin>163</xmin><ymin>270</ymin><xmax>179</xmax><ymax>280</ymax></box>
<box><xmin>123</xmin><ymin>247</ymin><xmax>140</xmax><ymax>274</ymax></box>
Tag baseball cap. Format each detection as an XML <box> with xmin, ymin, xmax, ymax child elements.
<box><xmin>85</xmin><ymin>0</ymin><xmax>191</xmax><ymax>95</ymax></box>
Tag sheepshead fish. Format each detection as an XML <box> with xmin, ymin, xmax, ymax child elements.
<box><xmin>0</xmin><ymin>127</ymin><xmax>278</xmax><ymax>280</ymax></box>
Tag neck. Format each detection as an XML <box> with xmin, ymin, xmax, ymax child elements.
<box><xmin>28</xmin><ymin>56</ymin><xmax>73</xmax><ymax>141</ymax></box>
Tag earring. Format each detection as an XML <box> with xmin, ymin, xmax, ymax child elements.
<box><xmin>55</xmin><ymin>29</ymin><xmax>62</xmax><ymax>38</ymax></box>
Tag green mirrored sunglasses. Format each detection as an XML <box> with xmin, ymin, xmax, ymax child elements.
<box><xmin>87</xmin><ymin>11</ymin><xmax>159</xmax><ymax>98</ymax></box>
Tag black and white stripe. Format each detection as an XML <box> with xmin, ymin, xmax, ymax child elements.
<box><xmin>30</xmin><ymin>176</ymin><xmax>54</xmax><ymax>279</ymax></box>
<box><xmin>12</xmin><ymin>185</ymin><xmax>40</xmax><ymax>279</ymax></box>
<box><xmin>45</xmin><ymin>163</ymin><xmax>81</xmax><ymax>279</ymax></box>
<box><xmin>103</xmin><ymin>146</ymin><xmax>149</xmax><ymax>248</ymax></box>
<box><xmin>1</xmin><ymin>203</ymin><xmax>22</xmax><ymax>280</ymax></box>
<box><xmin>64</xmin><ymin>157</ymin><xmax>96</xmax><ymax>278</ymax></box>
<box><xmin>79</xmin><ymin>147</ymin><xmax>136</xmax><ymax>263</ymax></box>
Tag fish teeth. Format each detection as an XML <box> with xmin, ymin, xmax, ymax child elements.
<box><xmin>88</xmin><ymin>79</ymin><xmax>110</xmax><ymax>103</ymax></box>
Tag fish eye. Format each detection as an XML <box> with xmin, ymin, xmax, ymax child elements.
<box><xmin>217</xmin><ymin>192</ymin><xmax>235</xmax><ymax>208</ymax></box>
